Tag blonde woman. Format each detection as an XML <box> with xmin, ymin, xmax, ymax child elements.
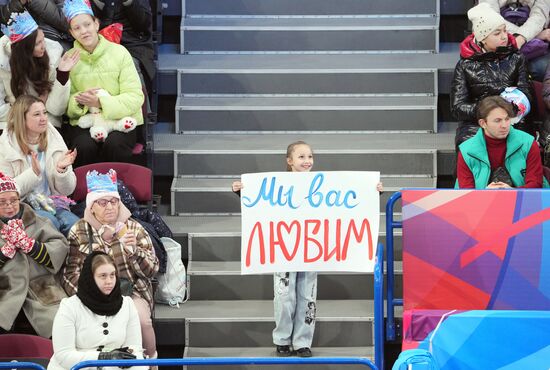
<box><xmin>0</xmin><ymin>95</ymin><xmax>78</xmax><ymax>235</ymax></box>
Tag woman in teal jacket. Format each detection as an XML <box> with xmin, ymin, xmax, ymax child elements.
<box><xmin>62</xmin><ymin>0</ymin><xmax>143</xmax><ymax>168</ymax></box>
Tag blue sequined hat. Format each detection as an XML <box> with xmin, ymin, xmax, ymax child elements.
<box><xmin>63</xmin><ymin>0</ymin><xmax>94</xmax><ymax>22</ymax></box>
<box><xmin>86</xmin><ymin>169</ymin><xmax>118</xmax><ymax>194</ymax></box>
<box><xmin>0</xmin><ymin>10</ymin><xmax>38</xmax><ymax>43</ymax></box>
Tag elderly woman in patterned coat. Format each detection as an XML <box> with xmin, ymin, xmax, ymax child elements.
<box><xmin>61</xmin><ymin>169</ymin><xmax>158</xmax><ymax>360</ymax></box>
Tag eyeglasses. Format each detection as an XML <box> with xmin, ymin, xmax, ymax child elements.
<box><xmin>94</xmin><ymin>198</ymin><xmax>120</xmax><ymax>208</ymax></box>
<box><xmin>0</xmin><ymin>198</ymin><xmax>19</xmax><ymax>208</ymax></box>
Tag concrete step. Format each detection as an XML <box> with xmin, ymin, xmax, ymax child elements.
<box><xmin>154</xmin><ymin>299</ymin><xmax>405</xmax><ymax>347</ymax></box>
<box><xmin>184</xmin><ymin>0</ymin><xmax>437</xmax><ymax>16</ymax></box>
<box><xmin>183</xmin><ymin>347</ymin><xmax>374</xmax><ymax>370</ymax></box>
<box><xmin>157</xmin><ymin>133</ymin><xmax>445</xmax><ymax>177</ymax></box>
<box><xmin>177</xmin><ymin>68</ymin><xmax>437</xmax><ymax>95</ymax></box>
<box><xmin>165</xmin><ymin>0</ymin><xmax>463</xmax><ymax>16</ymax></box>
<box><xmin>153</xmin><ymin>133</ymin><xmax>454</xmax><ymax>177</ymax></box>
<box><xmin>163</xmin><ymin>215</ymin><xmax>404</xmax><ymax>263</ymax></box>
<box><xmin>158</xmin><ymin>43</ymin><xmax>460</xmax><ymax>96</ymax></box>
<box><xmin>186</xmin><ymin>261</ymin><xmax>403</xmax><ymax>301</ymax></box>
<box><xmin>175</xmin><ymin>96</ymin><xmax>437</xmax><ymax>133</ymax></box>
<box><xmin>181</xmin><ymin>17</ymin><xmax>438</xmax><ymax>53</ymax></box>
<box><xmin>183</xmin><ymin>300</ymin><xmax>375</xmax><ymax>347</ymax></box>
<box><xmin>170</xmin><ymin>176</ymin><xmax>431</xmax><ymax>214</ymax></box>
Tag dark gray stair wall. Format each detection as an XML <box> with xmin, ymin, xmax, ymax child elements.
<box><xmin>175</xmin><ymin>151</ymin><xmax>436</xmax><ymax>176</ymax></box>
<box><xmin>157</xmin><ymin>46</ymin><xmax>459</xmax><ymax>96</ymax></box>
<box><xmin>154</xmin><ymin>132</ymin><xmax>454</xmax><ymax>177</ymax></box>
<box><xmin>175</xmin><ymin>96</ymin><xmax>437</xmax><ymax>133</ymax></box>
<box><xmin>181</xmin><ymin>18</ymin><xmax>438</xmax><ymax>53</ymax></box>
<box><xmin>177</xmin><ymin>108</ymin><xmax>436</xmax><ymax>132</ymax></box>
<box><xmin>184</xmin><ymin>0</ymin><xmax>437</xmax><ymax>16</ymax></box>
<box><xmin>187</xmin><ymin>270</ymin><xmax>403</xmax><ymax>301</ymax></box>
<box><xmin>161</xmin><ymin>0</ymin><xmax>473</xmax><ymax>18</ymax></box>
<box><xmin>178</xmin><ymin>70</ymin><xmax>437</xmax><ymax>95</ymax></box>
<box><xmin>186</xmin><ymin>320</ymin><xmax>373</xmax><ymax>347</ymax></box>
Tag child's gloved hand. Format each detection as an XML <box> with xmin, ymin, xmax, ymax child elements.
<box><xmin>1</xmin><ymin>221</ymin><xmax>24</xmax><ymax>245</ymax></box>
<box><xmin>6</xmin><ymin>220</ymin><xmax>35</xmax><ymax>253</ymax></box>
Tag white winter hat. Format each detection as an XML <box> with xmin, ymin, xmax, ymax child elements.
<box><xmin>468</xmin><ymin>3</ymin><xmax>506</xmax><ymax>42</ymax></box>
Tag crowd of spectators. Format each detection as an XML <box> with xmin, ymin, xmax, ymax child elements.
<box><xmin>0</xmin><ymin>0</ymin><xmax>159</xmax><ymax>366</ymax></box>
<box><xmin>453</xmin><ymin>1</ymin><xmax>550</xmax><ymax>189</ymax></box>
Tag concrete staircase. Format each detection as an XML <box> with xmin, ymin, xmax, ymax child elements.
<box><xmin>180</xmin><ymin>0</ymin><xmax>439</xmax><ymax>54</ymax></box>
<box><xmin>153</xmin><ymin>0</ymin><xmax>460</xmax><ymax>368</ymax></box>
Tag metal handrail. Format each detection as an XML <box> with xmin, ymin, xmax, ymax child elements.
<box><xmin>373</xmin><ymin>242</ymin><xmax>385</xmax><ymax>370</ymax></box>
<box><xmin>385</xmin><ymin>191</ymin><xmax>403</xmax><ymax>341</ymax></box>
<box><xmin>0</xmin><ymin>362</ymin><xmax>46</xmax><ymax>370</ymax></box>
<box><xmin>71</xmin><ymin>357</ymin><xmax>378</xmax><ymax>370</ymax></box>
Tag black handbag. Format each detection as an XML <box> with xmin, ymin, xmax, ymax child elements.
<box><xmin>489</xmin><ymin>166</ymin><xmax>514</xmax><ymax>187</ymax></box>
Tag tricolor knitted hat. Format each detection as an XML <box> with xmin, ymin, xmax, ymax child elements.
<box><xmin>468</xmin><ymin>3</ymin><xmax>506</xmax><ymax>42</ymax></box>
<box><xmin>0</xmin><ymin>173</ymin><xmax>18</xmax><ymax>195</ymax></box>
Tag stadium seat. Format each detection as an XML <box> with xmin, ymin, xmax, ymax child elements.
<box><xmin>72</xmin><ymin>162</ymin><xmax>152</xmax><ymax>205</ymax></box>
<box><xmin>0</xmin><ymin>333</ymin><xmax>53</xmax><ymax>359</ymax></box>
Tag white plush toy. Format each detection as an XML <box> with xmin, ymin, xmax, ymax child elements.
<box><xmin>77</xmin><ymin>89</ymin><xmax>138</xmax><ymax>142</ymax></box>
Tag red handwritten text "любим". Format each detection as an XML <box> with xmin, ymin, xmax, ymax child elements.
<box><xmin>245</xmin><ymin>218</ymin><xmax>373</xmax><ymax>267</ymax></box>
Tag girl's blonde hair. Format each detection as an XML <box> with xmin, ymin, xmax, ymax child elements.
<box><xmin>286</xmin><ymin>140</ymin><xmax>312</xmax><ymax>171</ymax></box>
<box><xmin>7</xmin><ymin>95</ymin><xmax>48</xmax><ymax>155</ymax></box>
<box><xmin>91</xmin><ymin>253</ymin><xmax>118</xmax><ymax>276</ymax></box>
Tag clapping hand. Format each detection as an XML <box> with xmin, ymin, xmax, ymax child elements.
<box><xmin>58</xmin><ymin>50</ymin><xmax>80</xmax><ymax>72</ymax></box>
<box><xmin>0</xmin><ymin>223</ymin><xmax>17</xmax><ymax>259</ymax></box>
<box><xmin>56</xmin><ymin>149</ymin><xmax>77</xmax><ymax>173</ymax></box>
<box><xmin>1</xmin><ymin>220</ymin><xmax>23</xmax><ymax>245</ymax></box>
<box><xmin>3</xmin><ymin>220</ymin><xmax>35</xmax><ymax>253</ymax></box>
<box><xmin>30</xmin><ymin>151</ymin><xmax>40</xmax><ymax>176</ymax></box>
<box><xmin>75</xmin><ymin>88</ymin><xmax>101</xmax><ymax>108</ymax></box>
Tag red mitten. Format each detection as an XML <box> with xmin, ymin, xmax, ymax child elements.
<box><xmin>6</xmin><ymin>220</ymin><xmax>35</xmax><ymax>253</ymax></box>
<box><xmin>0</xmin><ymin>223</ymin><xmax>11</xmax><ymax>242</ymax></box>
<box><xmin>0</xmin><ymin>241</ymin><xmax>16</xmax><ymax>259</ymax></box>
<box><xmin>17</xmin><ymin>235</ymin><xmax>36</xmax><ymax>254</ymax></box>
<box><xmin>3</xmin><ymin>220</ymin><xmax>26</xmax><ymax>245</ymax></box>
<box><xmin>8</xmin><ymin>219</ymin><xmax>24</xmax><ymax>230</ymax></box>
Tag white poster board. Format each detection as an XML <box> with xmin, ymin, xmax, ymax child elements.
<box><xmin>240</xmin><ymin>171</ymin><xmax>380</xmax><ymax>274</ymax></box>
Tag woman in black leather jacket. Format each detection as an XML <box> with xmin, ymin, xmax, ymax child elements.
<box><xmin>451</xmin><ymin>3</ymin><xmax>532</xmax><ymax>149</ymax></box>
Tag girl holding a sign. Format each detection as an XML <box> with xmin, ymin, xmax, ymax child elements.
<box><xmin>232</xmin><ymin>141</ymin><xmax>383</xmax><ymax>358</ymax></box>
